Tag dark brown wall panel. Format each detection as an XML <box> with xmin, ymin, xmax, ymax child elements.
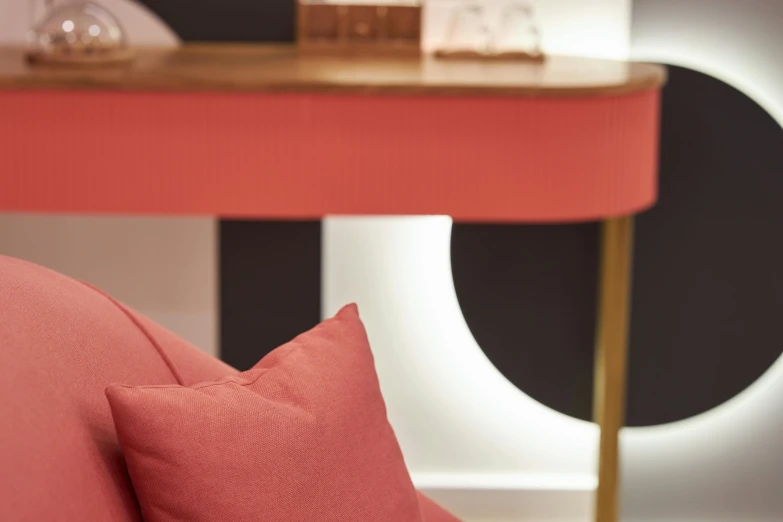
<box><xmin>452</xmin><ymin>66</ymin><xmax>783</xmax><ymax>426</ymax></box>
<box><xmin>220</xmin><ymin>221</ymin><xmax>321</xmax><ymax>371</ymax></box>
<box><xmin>139</xmin><ymin>0</ymin><xmax>295</xmax><ymax>42</ymax></box>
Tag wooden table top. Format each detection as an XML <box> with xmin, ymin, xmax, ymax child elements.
<box><xmin>0</xmin><ymin>44</ymin><xmax>666</xmax><ymax>97</ymax></box>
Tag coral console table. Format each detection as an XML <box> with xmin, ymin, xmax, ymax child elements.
<box><xmin>0</xmin><ymin>44</ymin><xmax>665</xmax><ymax>522</ymax></box>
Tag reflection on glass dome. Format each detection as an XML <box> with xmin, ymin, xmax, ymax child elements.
<box><xmin>27</xmin><ymin>1</ymin><xmax>132</xmax><ymax>65</ymax></box>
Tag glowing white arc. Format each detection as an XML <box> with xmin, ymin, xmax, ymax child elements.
<box><xmin>323</xmin><ymin>216</ymin><xmax>599</xmax><ymax>482</ymax></box>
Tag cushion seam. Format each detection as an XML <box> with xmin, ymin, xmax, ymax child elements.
<box><xmin>108</xmin><ymin>340</ymin><xmax>309</xmax><ymax>392</ymax></box>
<box><xmin>78</xmin><ymin>280</ymin><xmax>186</xmax><ymax>385</ymax></box>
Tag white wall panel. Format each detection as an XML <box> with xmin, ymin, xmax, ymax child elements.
<box><xmin>0</xmin><ymin>215</ymin><xmax>219</xmax><ymax>357</ymax></box>
<box><xmin>323</xmin><ymin>218</ymin><xmax>598</xmax><ymax>521</ymax></box>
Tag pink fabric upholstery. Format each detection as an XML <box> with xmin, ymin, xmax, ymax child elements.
<box><xmin>107</xmin><ymin>305</ymin><xmax>424</xmax><ymax>522</ymax></box>
<box><xmin>0</xmin><ymin>255</ymin><xmax>459</xmax><ymax>521</ymax></box>
<box><xmin>0</xmin><ymin>255</ymin><xmax>173</xmax><ymax>521</ymax></box>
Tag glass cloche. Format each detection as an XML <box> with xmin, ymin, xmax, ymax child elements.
<box><xmin>27</xmin><ymin>1</ymin><xmax>133</xmax><ymax>65</ymax></box>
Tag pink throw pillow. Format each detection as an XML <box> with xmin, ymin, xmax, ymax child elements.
<box><xmin>106</xmin><ymin>304</ymin><xmax>426</xmax><ymax>522</ymax></box>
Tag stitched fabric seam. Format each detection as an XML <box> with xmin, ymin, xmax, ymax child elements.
<box><xmin>110</xmin><ymin>339</ymin><xmax>310</xmax><ymax>392</ymax></box>
<box><xmin>78</xmin><ymin>280</ymin><xmax>186</xmax><ymax>385</ymax></box>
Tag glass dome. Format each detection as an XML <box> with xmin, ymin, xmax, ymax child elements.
<box><xmin>27</xmin><ymin>1</ymin><xmax>132</xmax><ymax>65</ymax></box>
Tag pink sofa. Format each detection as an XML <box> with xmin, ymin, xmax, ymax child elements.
<box><xmin>0</xmin><ymin>255</ymin><xmax>456</xmax><ymax>521</ymax></box>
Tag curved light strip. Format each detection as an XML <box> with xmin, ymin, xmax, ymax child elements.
<box><xmin>632</xmin><ymin>50</ymin><xmax>783</xmax><ymax>134</ymax></box>
<box><xmin>323</xmin><ymin>217</ymin><xmax>598</xmax><ymax>482</ymax></box>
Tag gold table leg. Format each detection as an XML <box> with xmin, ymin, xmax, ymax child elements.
<box><xmin>593</xmin><ymin>216</ymin><xmax>634</xmax><ymax>522</ymax></box>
